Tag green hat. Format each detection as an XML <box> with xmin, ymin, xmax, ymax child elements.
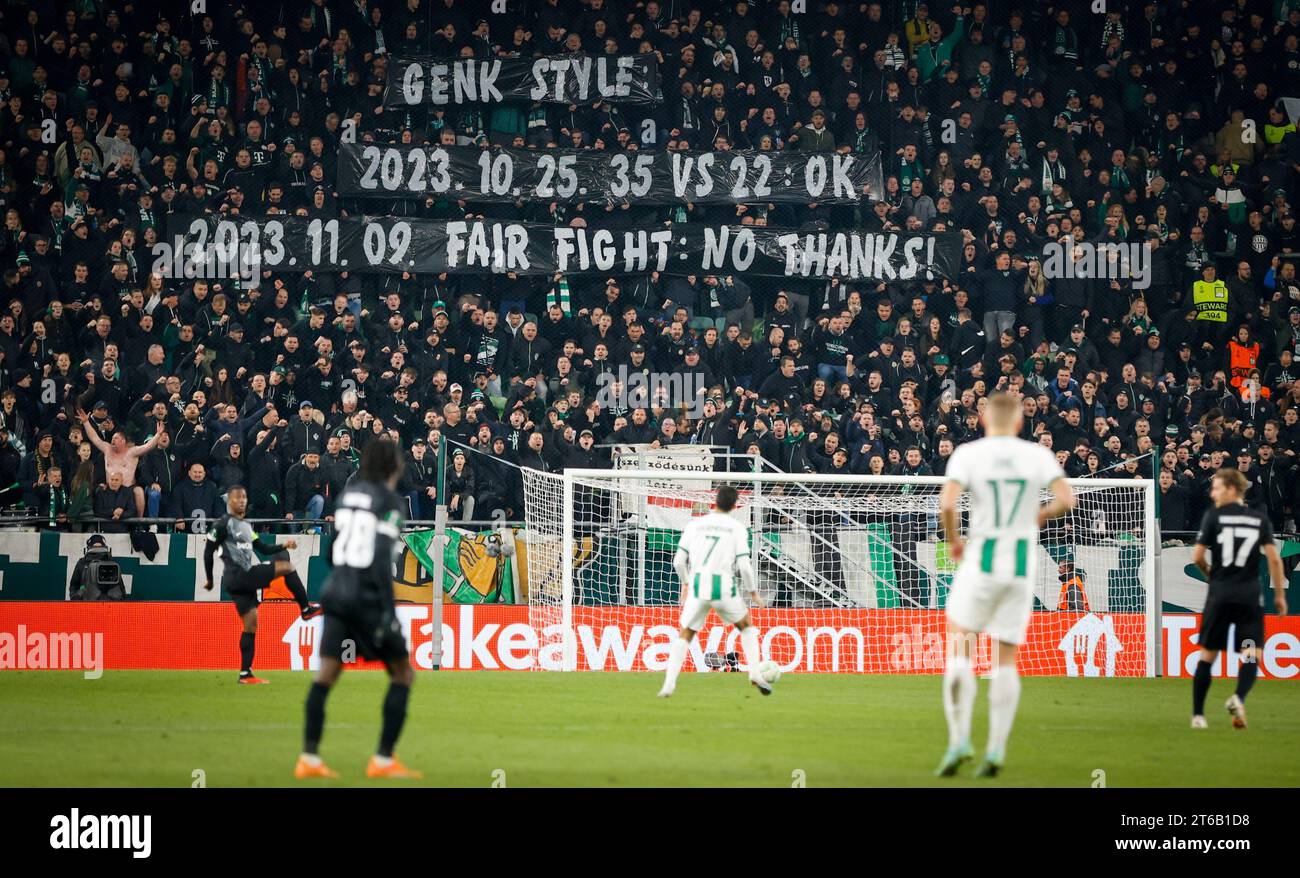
<box><xmin>933</xmin><ymin>354</ymin><xmax>950</xmax><ymax>365</ymax></box>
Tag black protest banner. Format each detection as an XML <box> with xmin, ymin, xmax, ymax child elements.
<box><xmin>337</xmin><ymin>143</ymin><xmax>885</xmax><ymax>205</ymax></box>
<box><xmin>383</xmin><ymin>53</ymin><xmax>660</xmax><ymax>107</ymax></box>
<box><xmin>168</xmin><ymin>215</ymin><xmax>962</xmax><ymax>281</ymax></box>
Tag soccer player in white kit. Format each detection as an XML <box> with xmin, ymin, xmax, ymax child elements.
<box><xmin>658</xmin><ymin>485</ymin><xmax>772</xmax><ymax>697</ymax></box>
<box><xmin>935</xmin><ymin>394</ymin><xmax>1075</xmax><ymax>777</ymax></box>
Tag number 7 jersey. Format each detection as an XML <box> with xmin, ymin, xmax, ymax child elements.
<box><xmin>944</xmin><ymin>436</ymin><xmax>1066</xmax><ymax>581</ymax></box>
<box><xmin>677</xmin><ymin>511</ymin><xmax>751</xmax><ymax>600</ymax></box>
<box><xmin>325</xmin><ymin>480</ymin><xmax>405</xmax><ymax>598</ymax></box>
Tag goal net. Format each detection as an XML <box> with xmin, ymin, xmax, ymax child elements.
<box><xmin>522</xmin><ymin>468</ymin><xmax>1157</xmax><ymax>676</ymax></box>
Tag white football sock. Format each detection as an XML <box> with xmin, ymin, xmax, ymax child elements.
<box><xmin>943</xmin><ymin>653</ymin><xmax>976</xmax><ymax>749</ymax></box>
<box><xmin>987</xmin><ymin>663</ymin><xmax>1022</xmax><ymax>759</ymax></box>
<box><xmin>740</xmin><ymin>626</ymin><xmax>763</xmax><ymax>681</ymax></box>
<box><xmin>663</xmin><ymin>637</ymin><xmax>688</xmax><ymax>691</ymax></box>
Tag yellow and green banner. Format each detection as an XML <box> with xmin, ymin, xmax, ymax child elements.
<box><xmin>401</xmin><ymin>528</ymin><xmax>521</xmax><ymax>604</ymax></box>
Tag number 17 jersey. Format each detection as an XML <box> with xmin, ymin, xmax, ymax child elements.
<box><xmin>1196</xmin><ymin>503</ymin><xmax>1272</xmax><ymax>604</ymax></box>
<box><xmin>944</xmin><ymin>435</ymin><xmax>1065</xmax><ymax>582</ymax></box>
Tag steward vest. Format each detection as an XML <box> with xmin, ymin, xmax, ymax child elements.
<box><xmin>1058</xmin><ymin>574</ymin><xmax>1090</xmax><ymax>612</ymax></box>
<box><xmin>1228</xmin><ymin>340</ymin><xmax>1259</xmax><ymax>386</ymax></box>
<box><xmin>1193</xmin><ymin>279</ymin><xmax>1228</xmax><ymax>322</ymax></box>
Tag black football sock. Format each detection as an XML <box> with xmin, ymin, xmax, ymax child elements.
<box><xmin>303</xmin><ymin>682</ymin><xmax>331</xmax><ymax>755</ymax></box>
<box><xmin>1192</xmin><ymin>659</ymin><xmax>1213</xmax><ymax>715</ymax></box>
<box><xmin>239</xmin><ymin>632</ymin><xmax>256</xmax><ymax>675</ymax></box>
<box><xmin>1235</xmin><ymin>657</ymin><xmax>1259</xmax><ymax>702</ymax></box>
<box><xmin>377</xmin><ymin>682</ymin><xmax>411</xmax><ymax>758</ymax></box>
<box><xmin>284</xmin><ymin>569</ymin><xmax>309</xmax><ymax>612</ymax></box>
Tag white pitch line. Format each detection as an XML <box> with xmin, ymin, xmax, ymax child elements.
<box><xmin>0</xmin><ymin>723</ymin><xmax>364</xmax><ymax>734</ymax></box>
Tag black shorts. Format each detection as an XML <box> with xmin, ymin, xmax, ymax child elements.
<box><xmin>319</xmin><ymin>596</ymin><xmax>408</xmax><ymax>664</ymax></box>
<box><xmin>227</xmin><ymin>563</ymin><xmax>278</xmax><ymax>616</ymax></box>
<box><xmin>1200</xmin><ymin>598</ymin><xmax>1265</xmax><ymax>652</ymax></box>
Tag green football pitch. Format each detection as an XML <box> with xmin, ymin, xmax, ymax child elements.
<box><xmin>1</xmin><ymin>671</ymin><xmax>1295</xmax><ymax>787</ymax></box>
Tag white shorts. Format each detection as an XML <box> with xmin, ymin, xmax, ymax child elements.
<box><xmin>946</xmin><ymin>563</ymin><xmax>1033</xmax><ymax>646</ymax></box>
<box><xmin>680</xmin><ymin>596</ymin><xmax>749</xmax><ymax>631</ymax></box>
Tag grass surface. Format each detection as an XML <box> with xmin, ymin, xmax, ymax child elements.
<box><xmin>1</xmin><ymin>670</ymin><xmax>1295</xmax><ymax>787</ymax></box>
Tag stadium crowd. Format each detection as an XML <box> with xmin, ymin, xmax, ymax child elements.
<box><xmin>1</xmin><ymin>0</ymin><xmax>1300</xmax><ymax>539</ymax></box>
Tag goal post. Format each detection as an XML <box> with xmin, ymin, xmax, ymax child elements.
<box><xmin>523</xmin><ymin>468</ymin><xmax>1159</xmax><ymax>677</ymax></box>
<box><xmin>1144</xmin><ymin>473</ymin><xmax>1159</xmax><ymax>677</ymax></box>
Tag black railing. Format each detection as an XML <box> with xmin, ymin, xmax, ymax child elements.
<box><xmin>1</xmin><ymin>512</ymin><xmax>1295</xmax><ymax>548</ymax></box>
<box><xmin>0</xmin><ymin>513</ymin><xmax>525</xmax><ymax>534</ymax></box>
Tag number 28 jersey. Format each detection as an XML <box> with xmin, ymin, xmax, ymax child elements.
<box><xmin>323</xmin><ymin>480</ymin><xmax>404</xmax><ymax>601</ymax></box>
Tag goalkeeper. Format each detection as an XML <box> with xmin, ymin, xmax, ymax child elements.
<box><xmin>658</xmin><ymin>485</ymin><xmax>771</xmax><ymax>698</ymax></box>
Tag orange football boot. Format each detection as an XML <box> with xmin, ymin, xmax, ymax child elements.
<box><xmin>366</xmin><ymin>756</ymin><xmax>423</xmax><ymax>779</ymax></box>
<box><xmin>294</xmin><ymin>756</ymin><xmax>339</xmax><ymax>779</ymax></box>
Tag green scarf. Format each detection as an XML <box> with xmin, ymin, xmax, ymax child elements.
<box><xmin>206</xmin><ymin>78</ymin><xmax>230</xmax><ymax>109</ymax></box>
<box><xmin>1053</xmin><ymin>25</ymin><xmax>1078</xmax><ymax>59</ymax></box>
<box><xmin>45</xmin><ymin>486</ymin><xmax>67</xmax><ymax>525</ymax></box>
<box><xmin>899</xmin><ymin>159</ymin><xmax>923</xmax><ymax>188</ymax></box>
<box><xmin>1041</xmin><ymin>156</ymin><xmax>1064</xmax><ymax>193</ymax></box>
<box><xmin>550</xmin><ymin>276</ymin><xmax>571</xmax><ymax>316</ymax></box>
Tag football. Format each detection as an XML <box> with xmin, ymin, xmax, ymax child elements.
<box><xmin>756</xmin><ymin>660</ymin><xmax>782</xmax><ymax>685</ymax></box>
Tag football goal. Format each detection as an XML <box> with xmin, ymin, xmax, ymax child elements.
<box><xmin>522</xmin><ymin>468</ymin><xmax>1157</xmax><ymax>677</ymax></box>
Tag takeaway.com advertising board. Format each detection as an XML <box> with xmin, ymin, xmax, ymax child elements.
<box><xmin>3</xmin><ymin>603</ymin><xmax>1298</xmax><ymax>679</ymax></box>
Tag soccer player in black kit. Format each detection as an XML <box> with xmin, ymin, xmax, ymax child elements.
<box><xmin>296</xmin><ymin>439</ymin><xmax>421</xmax><ymax>779</ymax></box>
<box><xmin>204</xmin><ymin>485</ymin><xmax>321</xmax><ymax>683</ymax></box>
<box><xmin>1190</xmin><ymin>469</ymin><xmax>1289</xmax><ymax>730</ymax></box>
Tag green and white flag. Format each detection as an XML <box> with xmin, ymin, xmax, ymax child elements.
<box><xmin>404</xmin><ymin>528</ymin><xmax>516</xmax><ymax>604</ymax></box>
